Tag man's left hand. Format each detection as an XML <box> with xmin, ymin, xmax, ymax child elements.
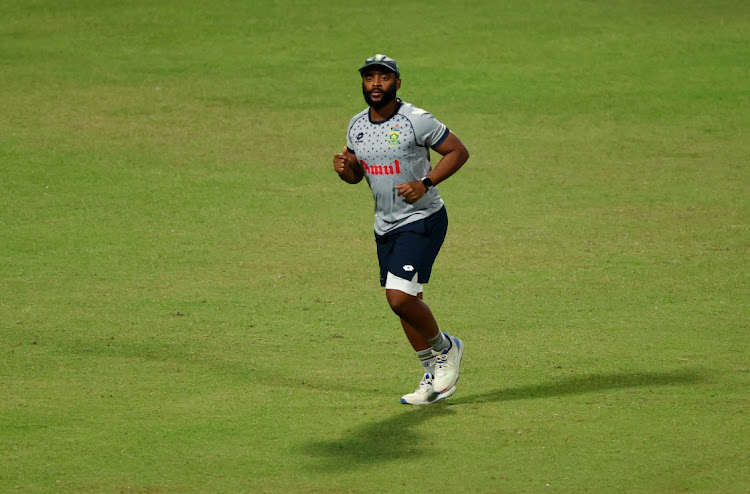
<box><xmin>395</xmin><ymin>181</ymin><xmax>427</xmax><ymax>204</ymax></box>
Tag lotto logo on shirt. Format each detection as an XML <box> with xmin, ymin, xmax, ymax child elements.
<box><xmin>388</xmin><ymin>126</ymin><xmax>401</xmax><ymax>147</ymax></box>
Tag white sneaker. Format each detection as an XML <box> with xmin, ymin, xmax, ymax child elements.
<box><xmin>433</xmin><ymin>333</ymin><xmax>464</xmax><ymax>393</ymax></box>
<box><xmin>400</xmin><ymin>373</ymin><xmax>456</xmax><ymax>405</ymax></box>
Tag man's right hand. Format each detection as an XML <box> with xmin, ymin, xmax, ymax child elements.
<box><xmin>333</xmin><ymin>146</ymin><xmax>351</xmax><ymax>175</ymax></box>
<box><xmin>333</xmin><ymin>146</ymin><xmax>363</xmax><ymax>183</ymax></box>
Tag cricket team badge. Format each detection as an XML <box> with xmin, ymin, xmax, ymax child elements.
<box><xmin>388</xmin><ymin>125</ymin><xmax>401</xmax><ymax>147</ymax></box>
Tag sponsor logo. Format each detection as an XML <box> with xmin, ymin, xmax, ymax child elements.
<box><xmin>403</xmin><ymin>265</ymin><xmax>415</xmax><ymax>272</ymax></box>
<box><xmin>360</xmin><ymin>159</ymin><xmax>401</xmax><ymax>176</ymax></box>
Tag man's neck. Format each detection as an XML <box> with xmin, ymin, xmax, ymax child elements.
<box><xmin>369</xmin><ymin>99</ymin><xmax>400</xmax><ymax>122</ymax></box>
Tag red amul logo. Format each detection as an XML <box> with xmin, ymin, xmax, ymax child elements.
<box><xmin>361</xmin><ymin>159</ymin><xmax>401</xmax><ymax>175</ymax></box>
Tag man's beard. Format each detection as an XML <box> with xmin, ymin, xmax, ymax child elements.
<box><xmin>363</xmin><ymin>84</ymin><xmax>398</xmax><ymax>110</ymax></box>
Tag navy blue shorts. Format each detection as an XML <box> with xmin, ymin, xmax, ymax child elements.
<box><xmin>375</xmin><ymin>207</ymin><xmax>448</xmax><ymax>287</ymax></box>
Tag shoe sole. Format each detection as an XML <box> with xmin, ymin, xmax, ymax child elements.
<box><xmin>400</xmin><ymin>386</ymin><xmax>456</xmax><ymax>405</ymax></box>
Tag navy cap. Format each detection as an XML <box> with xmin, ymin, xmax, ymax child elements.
<box><xmin>359</xmin><ymin>54</ymin><xmax>400</xmax><ymax>78</ymax></box>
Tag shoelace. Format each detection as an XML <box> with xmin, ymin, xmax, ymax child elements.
<box><xmin>417</xmin><ymin>375</ymin><xmax>433</xmax><ymax>393</ymax></box>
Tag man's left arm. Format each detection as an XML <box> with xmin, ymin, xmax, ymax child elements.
<box><xmin>395</xmin><ymin>131</ymin><xmax>470</xmax><ymax>203</ymax></box>
<box><xmin>427</xmin><ymin>131</ymin><xmax>470</xmax><ymax>186</ymax></box>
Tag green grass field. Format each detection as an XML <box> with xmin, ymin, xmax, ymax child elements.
<box><xmin>1</xmin><ymin>0</ymin><xmax>748</xmax><ymax>492</ymax></box>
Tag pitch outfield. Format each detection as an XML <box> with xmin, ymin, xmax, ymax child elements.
<box><xmin>1</xmin><ymin>0</ymin><xmax>748</xmax><ymax>492</ymax></box>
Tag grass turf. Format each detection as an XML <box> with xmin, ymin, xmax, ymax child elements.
<box><xmin>1</xmin><ymin>0</ymin><xmax>748</xmax><ymax>492</ymax></box>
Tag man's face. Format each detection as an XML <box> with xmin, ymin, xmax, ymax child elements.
<box><xmin>361</xmin><ymin>69</ymin><xmax>400</xmax><ymax>110</ymax></box>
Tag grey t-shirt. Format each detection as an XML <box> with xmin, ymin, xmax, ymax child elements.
<box><xmin>346</xmin><ymin>99</ymin><xmax>450</xmax><ymax>235</ymax></box>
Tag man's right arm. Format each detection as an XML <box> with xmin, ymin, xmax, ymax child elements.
<box><xmin>333</xmin><ymin>146</ymin><xmax>364</xmax><ymax>184</ymax></box>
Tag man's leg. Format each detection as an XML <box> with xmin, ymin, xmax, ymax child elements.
<box><xmin>386</xmin><ymin>286</ymin><xmax>453</xmax><ymax>366</ymax></box>
<box><xmin>379</xmin><ymin>208</ymin><xmax>461</xmax><ymax>400</ymax></box>
<box><xmin>386</xmin><ymin>286</ymin><xmax>463</xmax><ymax>393</ymax></box>
<box><xmin>388</xmin><ymin>290</ymin><xmax>439</xmax><ymax>350</ymax></box>
<box><xmin>388</xmin><ymin>288</ymin><xmax>459</xmax><ymax>404</ymax></box>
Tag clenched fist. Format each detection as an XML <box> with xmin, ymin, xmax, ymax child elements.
<box><xmin>333</xmin><ymin>146</ymin><xmax>364</xmax><ymax>184</ymax></box>
<box><xmin>395</xmin><ymin>180</ymin><xmax>428</xmax><ymax>204</ymax></box>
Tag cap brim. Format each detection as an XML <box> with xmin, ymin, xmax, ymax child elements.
<box><xmin>358</xmin><ymin>63</ymin><xmax>399</xmax><ymax>77</ymax></box>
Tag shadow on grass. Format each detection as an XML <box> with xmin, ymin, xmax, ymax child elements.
<box><xmin>301</xmin><ymin>404</ymin><xmax>455</xmax><ymax>472</ymax></box>
<box><xmin>452</xmin><ymin>368</ymin><xmax>706</xmax><ymax>405</ymax></box>
<box><xmin>301</xmin><ymin>369</ymin><xmax>705</xmax><ymax>472</ymax></box>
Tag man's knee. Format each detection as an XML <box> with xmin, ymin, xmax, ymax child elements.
<box><xmin>386</xmin><ymin>289</ymin><xmax>415</xmax><ymax>316</ymax></box>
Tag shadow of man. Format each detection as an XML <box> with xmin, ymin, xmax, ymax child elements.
<box><xmin>301</xmin><ymin>369</ymin><xmax>704</xmax><ymax>472</ymax></box>
<box><xmin>453</xmin><ymin>369</ymin><xmax>705</xmax><ymax>405</ymax></box>
<box><xmin>301</xmin><ymin>404</ymin><xmax>455</xmax><ymax>472</ymax></box>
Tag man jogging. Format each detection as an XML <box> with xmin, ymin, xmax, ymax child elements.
<box><xmin>332</xmin><ymin>54</ymin><xmax>470</xmax><ymax>405</ymax></box>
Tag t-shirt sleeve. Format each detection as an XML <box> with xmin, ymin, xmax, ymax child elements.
<box><xmin>345</xmin><ymin>114</ymin><xmax>360</xmax><ymax>155</ymax></box>
<box><xmin>412</xmin><ymin>111</ymin><xmax>449</xmax><ymax>149</ymax></box>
